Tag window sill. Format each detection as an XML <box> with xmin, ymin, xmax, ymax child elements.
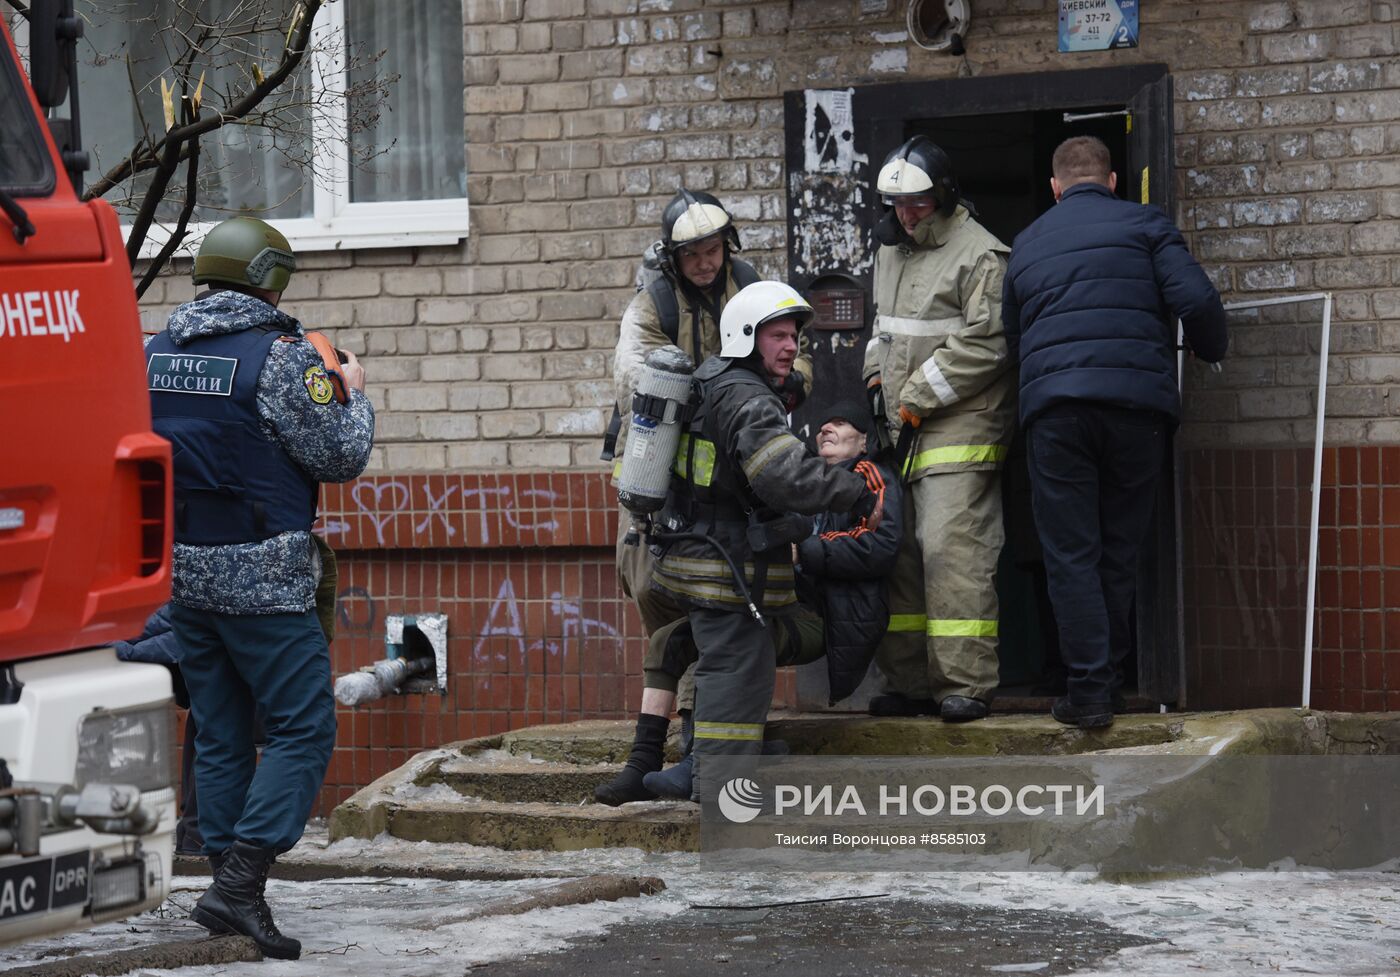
<box><xmin>130</xmin><ymin>200</ymin><xmax>470</xmax><ymax>260</ymax></box>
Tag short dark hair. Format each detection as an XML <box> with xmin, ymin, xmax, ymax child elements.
<box><xmin>1052</xmin><ymin>136</ymin><xmax>1112</xmax><ymax>185</ymax></box>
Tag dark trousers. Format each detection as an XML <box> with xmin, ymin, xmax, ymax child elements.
<box><xmin>689</xmin><ymin>607</ymin><xmax>777</xmax><ymax>802</ymax></box>
<box><xmin>171</xmin><ymin>605</ymin><xmax>336</xmax><ymax>854</ymax></box>
<box><xmin>1026</xmin><ymin>403</ymin><xmax>1166</xmax><ymax>706</ymax></box>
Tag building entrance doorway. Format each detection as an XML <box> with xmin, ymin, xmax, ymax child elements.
<box><xmin>786</xmin><ymin>64</ymin><xmax>1179</xmax><ymax>712</ymax></box>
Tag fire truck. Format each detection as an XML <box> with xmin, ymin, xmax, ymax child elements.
<box><xmin>0</xmin><ymin>0</ymin><xmax>175</xmax><ymax>946</ymax></box>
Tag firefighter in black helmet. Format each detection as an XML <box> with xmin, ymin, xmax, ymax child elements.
<box><xmin>864</xmin><ymin>136</ymin><xmax>1016</xmax><ymax>723</ymax></box>
<box><xmin>596</xmin><ymin>192</ymin><xmax>816</xmax><ymax>807</ymax></box>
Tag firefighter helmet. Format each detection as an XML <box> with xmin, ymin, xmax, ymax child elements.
<box><xmin>192</xmin><ymin>217</ymin><xmax>297</xmax><ymax>293</ymax></box>
<box><xmin>876</xmin><ymin>136</ymin><xmax>960</xmax><ymax>216</ymax></box>
<box><xmin>661</xmin><ymin>189</ymin><xmax>742</xmax><ymax>254</ymax></box>
<box><xmin>719</xmin><ymin>281</ymin><xmax>814</xmax><ymax>359</ymax></box>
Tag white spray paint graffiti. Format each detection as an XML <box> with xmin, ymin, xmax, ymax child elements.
<box><xmin>471</xmin><ymin>578</ymin><xmax>622</xmax><ymax>666</ymax></box>
<box><xmin>339</xmin><ymin>480</ymin><xmax>562</xmax><ymax>546</ymax></box>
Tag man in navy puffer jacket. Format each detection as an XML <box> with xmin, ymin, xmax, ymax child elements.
<box><xmin>1002</xmin><ymin>135</ymin><xmax>1226</xmax><ymax>729</ymax></box>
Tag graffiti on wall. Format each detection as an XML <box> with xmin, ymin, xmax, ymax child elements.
<box><xmin>335</xmin><ymin>578</ymin><xmax>623</xmax><ymax>668</ymax></box>
<box><xmin>319</xmin><ymin>480</ymin><xmax>561</xmax><ymax>546</ymax></box>
<box><xmin>472</xmin><ymin>578</ymin><xmax>622</xmax><ymax>665</ymax></box>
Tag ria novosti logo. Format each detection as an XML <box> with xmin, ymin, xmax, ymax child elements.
<box><xmin>717</xmin><ymin>777</ymin><xmax>764</xmax><ymax>823</ymax></box>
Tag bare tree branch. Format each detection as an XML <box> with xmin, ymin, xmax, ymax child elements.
<box><xmin>135</xmin><ymin>113</ymin><xmax>199</xmax><ymax>299</ymax></box>
<box><xmin>84</xmin><ymin>0</ymin><xmax>323</xmax><ymax>202</ymax></box>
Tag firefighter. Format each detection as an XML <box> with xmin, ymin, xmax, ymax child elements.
<box><xmin>864</xmin><ymin>137</ymin><xmax>1014</xmax><ymax>723</ymax></box>
<box><xmin>648</xmin><ymin>281</ymin><xmax>883</xmax><ymax>802</ymax></box>
<box><xmin>595</xmin><ymin>191</ymin><xmax>815</xmax><ymax>805</ymax></box>
<box><xmin>147</xmin><ymin>217</ymin><xmax>374</xmax><ymax>959</ymax></box>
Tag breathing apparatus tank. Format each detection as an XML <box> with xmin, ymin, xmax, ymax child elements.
<box><xmin>617</xmin><ymin>345</ymin><xmax>696</xmax><ymax>516</ymax></box>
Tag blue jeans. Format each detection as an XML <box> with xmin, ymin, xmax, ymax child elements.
<box><xmin>171</xmin><ymin>605</ymin><xmax>336</xmax><ymax>854</ymax></box>
<box><xmin>1027</xmin><ymin>403</ymin><xmax>1166</xmax><ymax>706</ymax></box>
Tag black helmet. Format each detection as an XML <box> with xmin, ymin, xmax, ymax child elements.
<box><xmin>876</xmin><ymin>137</ymin><xmax>960</xmax><ymax>216</ymax></box>
<box><xmin>661</xmin><ymin>189</ymin><xmax>741</xmax><ymax>254</ymax></box>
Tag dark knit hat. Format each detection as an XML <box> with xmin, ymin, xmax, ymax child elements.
<box><xmin>820</xmin><ymin>399</ymin><xmax>873</xmax><ymax>434</ymax></box>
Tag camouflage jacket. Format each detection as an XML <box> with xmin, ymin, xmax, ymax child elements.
<box><xmin>151</xmin><ymin>290</ymin><xmax>374</xmax><ymax>615</ymax></box>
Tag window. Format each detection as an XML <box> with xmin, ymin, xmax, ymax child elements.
<box><xmin>78</xmin><ymin>0</ymin><xmax>467</xmax><ymax>254</ymax></box>
<box><xmin>0</xmin><ymin>35</ymin><xmax>53</xmax><ymax>194</ymax></box>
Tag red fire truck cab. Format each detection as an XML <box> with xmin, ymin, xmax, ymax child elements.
<box><xmin>1</xmin><ymin>1</ymin><xmax>175</xmax><ymax>947</ymax></box>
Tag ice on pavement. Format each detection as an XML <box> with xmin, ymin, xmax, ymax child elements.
<box><xmin>2</xmin><ymin>833</ymin><xmax>1397</xmax><ymax>977</ymax></box>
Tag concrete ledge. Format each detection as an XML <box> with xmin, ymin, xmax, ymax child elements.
<box><xmin>329</xmin><ymin>709</ymin><xmax>1400</xmax><ymax>853</ymax></box>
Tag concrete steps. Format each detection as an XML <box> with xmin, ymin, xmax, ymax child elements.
<box><xmin>329</xmin><ymin>709</ymin><xmax>1400</xmax><ymax>853</ymax></box>
<box><xmin>377</xmin><ymin>796</ymin><xmax>698</xmax><ymax>852</ymax></box>
<box><xmin>433</xmin><ymin>752</ymin><xmax>626</xmax><ymax>804</ymax></box>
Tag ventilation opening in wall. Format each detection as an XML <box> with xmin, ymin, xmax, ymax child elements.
<box><xmin>385</xmin><ymin>613</ymin><xmax>449</xmax><ymax>695</ymax></box>
<box><xmin>333</xmin><ymin>613</ymin><xmax>449</xmax><ymax>707</ymax></box>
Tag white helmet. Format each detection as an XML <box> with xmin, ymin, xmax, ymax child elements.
<box><xmin>719</xmin><ymin>281</ymin><xmax>814</xmax><ymax>359</ymax></box>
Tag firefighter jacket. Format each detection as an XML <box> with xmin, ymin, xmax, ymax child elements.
<box><xmin>651</xmin><ymin>357</ymin><xmax>871</xmax><ymax>614</ymax></box>
<box><xmin>863</xmin><ymin>205</ymin><xmax>1015</xmax><ymax>480</ymax></box>
<box><xmin>149</xmin><ymin>290</ymin><xmax>374</xmax><ymax>616</ymax></box>
<box><xmin>611</xmin><ymin>261</ymin><xmax>813</xmax><ymax>466</ymax></box>
<box><xmin>795</xmin><ymin>456</ymin><xmax>901</xmax><ymax>703</ymax></box>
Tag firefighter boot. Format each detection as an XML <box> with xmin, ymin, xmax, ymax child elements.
<box><xmin>678</xmin><ymin>709</ymin><xmax>693</xmax><ymax>755</ymax></box>
<box><xmin>191</xmin><ymin>841</ymin><xmax>301</xmax><ymax>960</ymax></box>
<box><xmin>642</xmin><ymin>753</ymin><xmax>694</xmax><ymax>800</ymax></box>
<box><xmin>593</xmin><ymin>714</ymin><xmax>668</xmax><ymax>806</ymax></box>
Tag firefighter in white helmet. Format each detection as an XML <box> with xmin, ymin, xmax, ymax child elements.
<box><xmin>642</xmin><ymin>281</ymin><xmax>883</xmax><ymax>802</ymax></box>
<box><xmin>864</xmin><ymin>136</ymin><xmax>1015</xmax><ymax>723</ymax></box>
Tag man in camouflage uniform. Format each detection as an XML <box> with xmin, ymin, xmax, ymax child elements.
<box><xmin>596</xmin><ymin>191</ymin><xmax>814</xmax><ymax>805</ymax></box>
<box><xmin>864</xmin><ymin>137</ymin><xmax>1014</xmax><ymax>723</ymax></box>
<box><xmin>649</xmin><ymin>281</ymin><xmax>882</xmax><ymax>803</ymax></box>
<box><xmin>147</xmin><ymin>217</ymin><xmax>374</xmax><ymax>959</ymax></box>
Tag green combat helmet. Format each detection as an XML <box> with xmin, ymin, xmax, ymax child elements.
<box><xmin>192</xmin><ymin>216</ymin><xmax>297</xmax><ymax>293</ymax></box>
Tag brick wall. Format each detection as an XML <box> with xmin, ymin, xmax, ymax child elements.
<box><xmin>309</xmin><ymin>472</ymin><xmax>800</xmax><ymax>812</ymax></box>
<box><xmin>136</xmin><ymin>0</ymin><xmax>1400</xmax><ymax>466</ymax></box>
<box><xmin>135</xmin><ymin>0</ymin><xmax>1400</xmax><ymax>810</ymax></box>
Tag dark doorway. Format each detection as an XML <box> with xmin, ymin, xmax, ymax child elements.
<box><xmin>785</xmin><ymin>65</ymin><xmax>1177</xmax><ymax>712</ymax></box>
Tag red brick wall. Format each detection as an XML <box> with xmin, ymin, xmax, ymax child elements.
<box><xmin>1182</xmin><ymin>446</ymin><xmax>1400</xmax><ymax>713</ymax></box>
<box><xmin>312</xmin><ymin>471</ymin><xmax>799</xmax><ymax>814</ymax></box>
<box><xmin>301</xmin><ymin>455</ymin><xmax>1400</xmax><ymax>816</ymax></box>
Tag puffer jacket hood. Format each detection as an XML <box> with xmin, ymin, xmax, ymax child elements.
<box><xmin>166</xmin><ymin>290</ymin><xmax>300</xmax><ymax>345</ymax></box>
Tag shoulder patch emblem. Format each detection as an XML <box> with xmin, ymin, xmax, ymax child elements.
<box><xmin>304</xmin><ymin>364</ymin><xmax>335</xmax><ymax>405</ymax></box>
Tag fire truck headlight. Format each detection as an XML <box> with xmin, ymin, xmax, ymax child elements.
<box><xmin>76</xmin><ymin>706</ymin><xmax>174</xmax><ymax>793</ymax></box>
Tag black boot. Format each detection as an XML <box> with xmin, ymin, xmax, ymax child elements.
<box><xmin>940</xmin><ymin>695</ymin><xmax>990</xmax><ymax>723</ymax></box>
<box><xmin>678</xmin><ymin>709</ymin><xmax>693</xmax><ymax>756</ymax></box>
<box><xmin>191</xmin><ymin>841</ymin><xmax>301</xmax><ymax>960</ymax></box>
<box><xmin>594</xmin><ymin>713</ymin><xmax>669</xmax><ymax>806</ymax></box>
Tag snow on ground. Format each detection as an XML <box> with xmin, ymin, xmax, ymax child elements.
<box><xmin>3</xmin><ymin>833</ymin><xmax>1397</xmax><ymax>976</ymax></box>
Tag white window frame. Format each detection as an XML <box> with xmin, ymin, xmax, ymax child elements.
<box><xmin>135</xmin><ymin>1</ymin><xmax>468</xmax><ymax>258</ymax></box>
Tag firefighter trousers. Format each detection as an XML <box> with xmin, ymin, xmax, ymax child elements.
<box><xmin>615</xmin><ymin>508</ymin><xmax>697</xmax><ymax>706</ymax></box>
<box><xmin>688</xmin><ymin>606</ymin><xmax>782</xmax><ymax>802</ymax></box>
<box><xmin>644</xmin><ymin>608</ymin><xmax>826</xmax><ymax>699</ymax></box>
<box><xmin>874</xmin><ymin>470</ymin><xmax>1004</xmax><ymax>702</ymax></box>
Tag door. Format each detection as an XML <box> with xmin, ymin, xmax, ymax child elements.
<box><xmin>1125</xmin><ymin>74</ymin><xmax>1182</xmax><ymax>705</ymax></box>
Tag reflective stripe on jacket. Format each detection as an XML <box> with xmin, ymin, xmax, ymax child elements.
<box><xmin>863</xmin><ymin>206</ymin><xmax>1016</xmax><ymax>480</ymax></box>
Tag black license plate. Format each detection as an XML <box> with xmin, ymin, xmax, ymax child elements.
<box><xmin>0</xmin><ymin>850</ymin><xmax>90</xmax><ymax>922</ymax></box>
